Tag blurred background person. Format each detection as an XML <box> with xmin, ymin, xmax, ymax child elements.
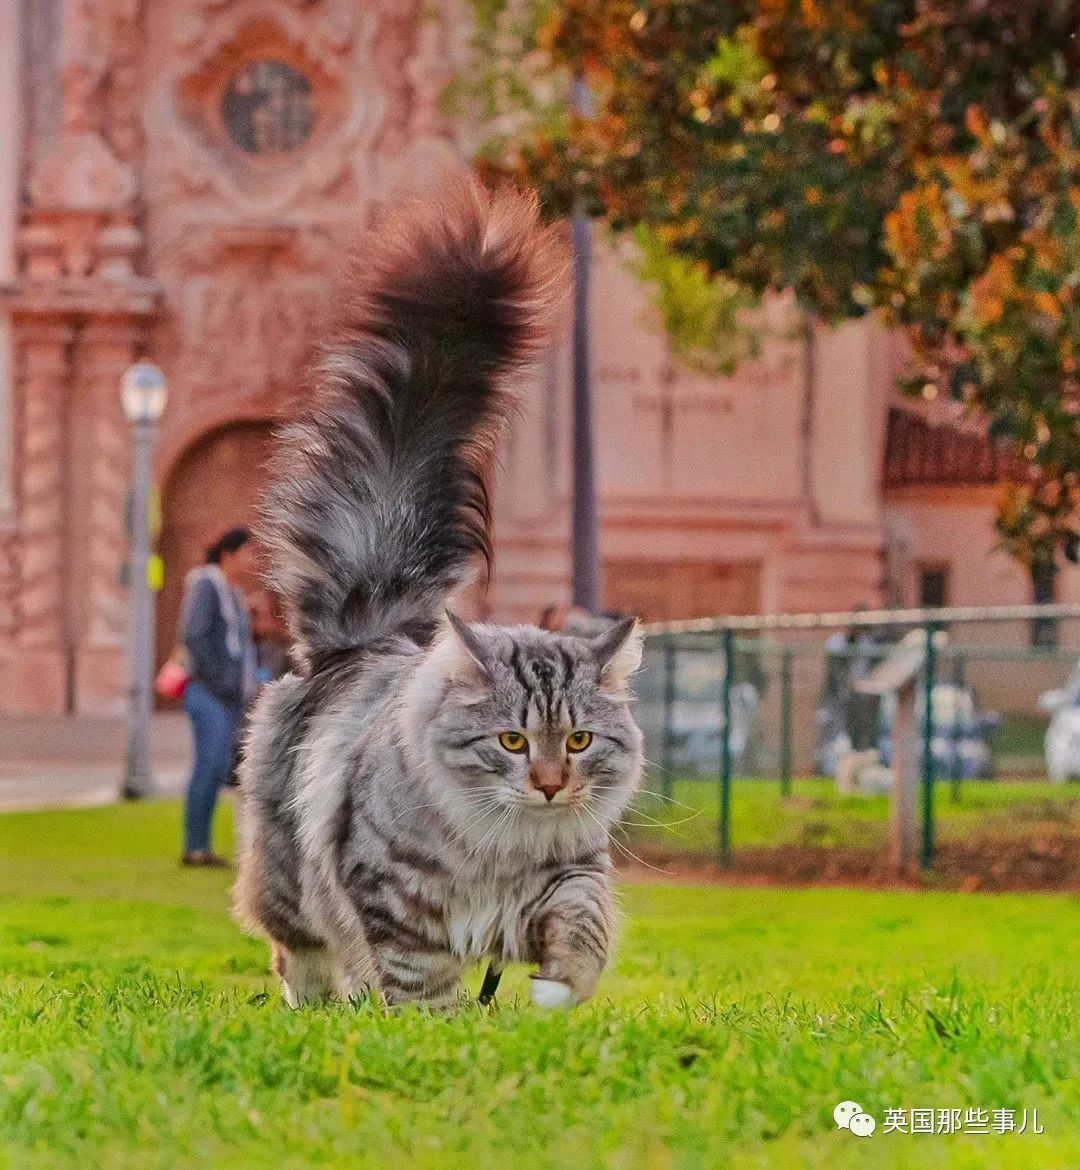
<box><xmin>178</xmin><ymin>527</ymin><xmax>257</xmax><ymax>867</ymax></box>
<box><xmin>250</xmin><ymin>589</ymin><xmax>291</xmax><ymax>685</ymax></box>
<box><xmin>538</xmin><ymin>603</ymin><xmax>594</xmax><ymax>633</ymax></box>
<box><xmin>537</xmin><ymin>603</ymin><xmax>565</xmax><ymax>632</ymax></box>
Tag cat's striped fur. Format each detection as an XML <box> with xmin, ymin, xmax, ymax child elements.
<box><xmin>234</xmin><ymin>184</ymin><xmax>644</xmax><ymax>1009</ymax></box>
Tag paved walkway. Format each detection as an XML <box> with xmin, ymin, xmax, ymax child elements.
<box><xmin>0</xmin><ymin>713</ymin><xmax>191</xmax><ymax>811</ymax></box>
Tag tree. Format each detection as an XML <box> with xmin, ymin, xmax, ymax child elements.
<box><xmin>460</xmin><ymin>0</ymin><xmax>1080</xmax><ymax>568</ymax></box>
<box><xmin>877</xmin><ymin>0</ymin><xmax>1080</xmax><ymax>569</ymax></box>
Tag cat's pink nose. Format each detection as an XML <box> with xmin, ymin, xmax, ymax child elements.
<box><xmin>530</xmin><ymin>764</ymin><xmax>567</xmax><ymax>802</ymax></box>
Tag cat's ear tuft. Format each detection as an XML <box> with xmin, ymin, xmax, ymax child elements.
<box><xmin>590</xmin><ymin>616</ymin><xmax>643</xmax><ymax>693</ymax></box>
<box><xmin>445</xmin><ymin>610</ymin><xmax>495</xmax><ymax>681</ymax></box>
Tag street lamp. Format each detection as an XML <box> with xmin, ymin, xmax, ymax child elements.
<box><xmin>120</xmin><ymin>361</ymin><xmax>167</xmax><ymax>800</ymax></box>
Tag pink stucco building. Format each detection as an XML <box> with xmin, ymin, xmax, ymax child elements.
<box><xmin>0</xmin><ymin>0</ymin><xmax>1076</xmax><ymax>716</ymax></box>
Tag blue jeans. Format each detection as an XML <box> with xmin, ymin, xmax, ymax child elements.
<box><xmin>183</xmin><ymin>681</ymin><xmax>241</xmax><ymax>853</ymax></box>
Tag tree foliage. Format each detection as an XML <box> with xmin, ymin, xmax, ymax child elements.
<box><xmin>629</xmin><ymin>226</ymin><xmax>762</xmax><ymax>375</ymax></box>
<box><xmin>462</xmin><ymin>0</ymin><xmax>1080</xmax><ymax>563</ymax></box>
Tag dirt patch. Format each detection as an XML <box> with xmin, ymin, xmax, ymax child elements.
<box><xmin>617</xmin><ymin>830</ymin><xmax>1080</xmax><ymax>893</ymax></box>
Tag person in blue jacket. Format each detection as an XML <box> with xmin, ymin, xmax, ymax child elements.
<box><xmin>178</xmin><ymin>528</ymin><xmax>257</xmax><ymax>866</ymax></box>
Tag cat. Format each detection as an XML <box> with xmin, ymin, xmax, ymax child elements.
<box><xmin>233</xmin><ymin>183</ymin><xmax>644</xmax><ymax>1010</ymax></box>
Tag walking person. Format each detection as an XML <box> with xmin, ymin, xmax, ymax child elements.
<box><xmin>179</xmin><ymin>527</ymin><xmax>257</xmax><ymax>867</ymax></box>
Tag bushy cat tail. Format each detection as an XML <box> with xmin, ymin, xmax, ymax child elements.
<box><xmin>260</xmin><ymin>181</ymin><xmax>566</xmax><ymax>668</ymax></box>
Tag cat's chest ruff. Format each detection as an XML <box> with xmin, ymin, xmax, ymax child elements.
<box><xmin>443</xmin><ymin>882</ymin><xmax>527</xmax><ymax>961</ymax></box>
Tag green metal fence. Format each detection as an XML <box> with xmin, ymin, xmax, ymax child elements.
<box><xmin>639</xmin><ymin>603</ymin><xmax>1080</xmax><ymax>870</ymax></box>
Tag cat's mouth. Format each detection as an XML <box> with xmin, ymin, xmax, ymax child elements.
<box><xmin>522</xmin><ymin>784</ymin><xmax>596</xmax><ymax>809</ymax></box>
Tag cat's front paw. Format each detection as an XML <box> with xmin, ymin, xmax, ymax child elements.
<box><xmin>529</xmin><ymin>975</ymin><xmax>573</xmax><ymax>1009</ymax></box>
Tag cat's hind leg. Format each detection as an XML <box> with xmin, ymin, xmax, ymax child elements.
<box><xmin>331</xmin><ymin>942</ymin><xmax>380</xmax><ymax>1005</ymax></box>
<box><xmin>271</xmin><ymin>942</ymin><xmax>334</xmax><ymax>1007</ymax></box>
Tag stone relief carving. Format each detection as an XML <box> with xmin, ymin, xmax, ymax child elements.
<box><xmin>0</xmin><ymin>527</ymin><xmax>17</xmax><ymax>641</ymax></box>
<box><xmin>75</xmin><ymin>324</ymin><xmax>140</xmax><ymax>650</ymax></box>
<box><xmin>155</xmin><ymin>0</ymin><xmax>463</xmax><ymax>217</ymax></box>
<box><xmin>160</xmin><ymin>0</ymin><xmax>375</xmax><ymax>214</ymax></box>
<box><xmin>13</xmin><ymin>326</ymin><xmax>72</xmax><ymax>649</ymax></box>
<box><xmin>4</xmin><ymin>2</ymin><xmax>159</xmax><ymax>710</ymax></box>
<box><xmin>3</xmin><ymin>0</ymin><xmax>473</xmax><ymax>710</ymax></box>
<box><xmin>372</xmin><ymin>0</ymin><xmax>420</xmax><ymax>157</ymax></box>
<box><xmin>17</xmin><ymin>0</ymin><xmax>156</xmax><ymax>288</ymax></box>
<box><xmin>27</xmin><ymin>0</ymin><xmax>138</xmax><ymax>212</ymax></box>
<box><xmin>408</xmin><ymin>13</ymin><xmax>452</xmax><ymax>140</ymax></box>
<box><xmin>28</xmin><ymin>132</ymin><xmax>136</xmax><ymax>212</ymax></box>
<box><xmin>147</xmin><ymin>0</ymin><xmax>466</xmax><ymax>440</ymax></box>
<box><xmin>161</xmin><ymin>226</ymin><xmax>332</xmax><ymax>410</ymax></box>
<box><xmin>182</xmin><ymin>268</ymin><xmax>325</xmax><ymax>400</ymax></box>
<box><xmin>103</xmin><ymin>0</ymin><xmax>147</xmax><ymax>163</ymax></box>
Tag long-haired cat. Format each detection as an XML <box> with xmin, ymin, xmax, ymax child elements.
<box><xmin>234</xmin><ymin>183</ymin><xmax>644</xmax><ymax>1010</ymax></box>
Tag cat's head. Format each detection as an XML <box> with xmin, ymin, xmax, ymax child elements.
<box><xmin>403</xmin><ymin>614</ymin><xmax>644</xmax><ymax>848</ymax></box>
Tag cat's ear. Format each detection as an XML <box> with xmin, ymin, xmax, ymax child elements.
<box><xmin>590</xmin><ymin>617</ymin><xmax>643</xmax><ymax>693</ymax></box>
<box><xmin>444</xmin><ymin>610</ymin><xmax>495</xmax><ymax>682</ymax></box>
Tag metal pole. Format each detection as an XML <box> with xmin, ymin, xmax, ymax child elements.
<box><xmin>799</xmin><ymin>311</ymin><xmax>820</xmax><ymax>526</ymax></box>
<box><xmin>920</xmin><ymin>624</ymin><xmax>938</xmax><ymax>868</ymax></box>
<box><xmin>122</xmin><ymin>421</ymin><xmax>157</xmax><ymax>799</ymax></box>
<box><xmin>718</xmin><ymin>628</ymin><xmax>734</xmax><ymax>867</ymax></box>
<box><xmin>569</xmin><ymin>72</ymin><xmax>600</xmax><ymax>613</ymax></box>
<box><xmin>950</xmin><ymin>653</ymin><xmax>965</xmax><ymax>803</ymax></box>
<box><xmin>779</xmin><ymin>646</ymin><xmax>794</xmax><ymax>796</ymax></box>
<box><xmin>661</xmin><ymin>636</ymin><xmax>677</xmax><ymax>802</ymax></box>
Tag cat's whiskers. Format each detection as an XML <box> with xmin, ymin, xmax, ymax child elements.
<box><xmin>589</xmin><ymin>782</ymin><xmax>702</xmax><ymax>816</ymax></box>
<box><xmin>640</xmin><ymin>753</ymin><xmax>675</xmax><ymax>777</ymax></box>
<box><xmin>449</xmin><ymin>799</ymin><xmax>506</xmax><ymax>845</ymax></box>
<box><xmin>474</xmin><ymin>804</ymin><xmax>516</xmax><ymax>855</ymax></box>
<box><xmin>615</xmin><ymin>805</ymin><xmax>703</xmax><ymax>831</ymax></box>
<box><xmin>476</xmin><ymin>808</ymin><xmax>515</xmax><ymax>863</ymax></box>
<box><xmin>387</xmin><ymin>788</ymin><xmax>504</xmax><ymax>826</ymax></box>
<box><xmin>579</xmin><ymin>800</ymin><xmax>674</xmax><ymax>875</ymax></box>
<box><xmin>451</xmin><ymin>805</ymin><xmax>515</xmax><ymax>882</ymax></box>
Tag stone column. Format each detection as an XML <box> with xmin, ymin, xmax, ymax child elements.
<box><xmin>3</xmin><ymin>319</ymin><xmax>74</xmax><ymax>713</ymax></box>
<box><xmin>0</xmin><ymin>0</ymin><xmax>21</xmax><ymax>656</ymax></box>
<box><xmin>71</xmin><ymin>319</ymin><xmax>138</xmax><ymax>715</ymax></box>
<box><xmin>0</xmin><ymin>0</ymin><xmax>19</xmax><ymax>519</ymax></box>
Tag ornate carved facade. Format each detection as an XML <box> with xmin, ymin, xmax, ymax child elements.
<box><xmin>2</xmin><ymin>0</ymin><xmax>1070</xmax><ymax>715</ymax></box>
<box><xmin>0</xmin><ymin>0</ymin><xmax>472</xmax><ymax>713</ymax></box>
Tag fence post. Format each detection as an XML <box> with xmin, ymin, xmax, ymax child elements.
<box><xmin>950</xmin><ymin>652</ymin><xmax>965</xmax><ymax>803</ymax></box>
<box><xmin>661</xmin><ymin>637</ymin><xmax>677</xmax><ymax>802</ymax></box>
<box><xmin>779</xmin><ymin>646</ymin><xmax>794</xmax><ymax>796</ymax></box>
<box><xmin>719</xmin><ymin>627</ymin><xmax>734</xmax><ymax>868</ymax></box>
<box><xmin>921</xmin><ymin>624</ymin><xmax>938</xmax><ymax>869</ymax></box>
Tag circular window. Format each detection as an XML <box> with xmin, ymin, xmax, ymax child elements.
<box><xmin>221</xmin><ymin>60</ymin><xmax>314</xmax><ymax>155</ymax></box>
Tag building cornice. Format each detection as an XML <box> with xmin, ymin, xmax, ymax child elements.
<box><xmin>0</xmin><ymin>277</ymin><xmax>163</xmax><ymax>321</ymax></box>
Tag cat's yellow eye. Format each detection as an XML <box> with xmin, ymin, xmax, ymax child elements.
<box><xmin>498</xmin><ymin>731</ymin><xmax>528</xmax><ymax>754</ymax></box>
<box><xmin>566</xmin><ymin>730</ymin><xmax>593</xmax><ymax>753</ymax></box>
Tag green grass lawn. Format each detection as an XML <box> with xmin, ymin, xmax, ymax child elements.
<box><xmin>627</xmin><ymin>777</ymin><xmax>1079</xmax><ymax>855</ymax></box>
<box><xmin>0</xmin><ymin>801</ymin><xmax>1077</xmax><ymax>1169</ymax></box>
<box><xmin>989</xmin><ymin>715</ymin><xmax>1049</xmax><ymax>760</ymax></box>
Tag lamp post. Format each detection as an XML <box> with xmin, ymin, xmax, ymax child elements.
<box><xmin>120</xmin><ymin>361</ymin><xmax>167</xmax><ymax>800</ymax></box>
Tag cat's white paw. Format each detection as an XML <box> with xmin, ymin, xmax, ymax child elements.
<box><xmin>530</xmin><ymin>977</ymin><xmax>573</xmax><ymax>1009</ymax></box>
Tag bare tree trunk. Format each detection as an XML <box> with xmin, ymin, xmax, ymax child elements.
<box><xmin>569</xmin><ymin>73</ymin><xmax>600</xmax><ymax>612</ymax></box>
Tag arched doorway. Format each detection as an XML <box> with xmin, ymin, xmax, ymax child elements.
<box><xmin>157</xmin><ymin>421</ymin><xmax>277</xmax><ymax>672</ymax></box>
